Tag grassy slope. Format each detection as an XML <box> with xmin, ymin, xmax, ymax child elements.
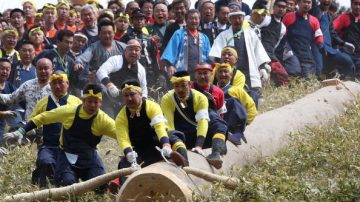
<box><xmin>1</xmin><ymin>79</ymin><xmax>359</xmax><ymax>201</ymax></box>
<box><xmin>195</xmin><ymin>80</ymin><xmax>360</xmax><ymax>201</ymax></box>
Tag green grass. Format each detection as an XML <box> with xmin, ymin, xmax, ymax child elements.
<box><xmin>1</xmin><ymin>78</ymin><xmax>359</xmax><ymax>201</ymax></box>
<box><xmin>194</xmin><ymin>80</ymin><xmax>360</xmax><ymax>201</ymax></box>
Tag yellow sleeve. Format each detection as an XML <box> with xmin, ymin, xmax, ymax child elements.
<box><xmin>30</xmin><ymin>95</ymin><xmax>82</xmax><ymax>119</ymax></box>
<box><xmin>228</xmin><ymin>87</ymin><xmax>257</xmax><ymax>124</ymax></box>
<box><xmin>232</xmin><ymin>70</ymin><xmax>246</xmax><ymax>89</ymax></box>
<box><xmin>115</xmin><ymin>107</ymin><xmax>132</xmax><ymax>151</ymax></box>
<box><xmin>160</xmin><ymin>91</ymin><xmax>176</xmax><ymax>130</ymax></box>
<box><xmin>192</xmin><ymin>90</ymin><xmax>209</xmax><ymax>137</ymax></box>
<box><xmin>146</xmin><ymin>100</ymin><xmax>168</xmax><ymax>143</ymax></box>
<box><xmin>31</xmin><ymin>104</ymin><xmax>77</xmax><ymax>128</ymax></box>
<box><xmin>29</xmin><ymin>96</ymin><xmax>48</xmax><ymax>119</ymax></box>
<box><xmin>92</xmin><ymin>111</ymin><xmax>117</xmax><ymax>139</ymax></box>
<box><xmin>66</xmin><ymin>95</ymin><xmax>83</xmax><ymax>105</ymax></box>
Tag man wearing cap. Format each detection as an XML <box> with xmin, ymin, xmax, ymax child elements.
<box><xmin>114</xmin><ymin>80</ymin><xmax>188</xmax><ymax>187</ymax></box>
<box><xmin>23</xmin><ymin>1</ymin><xmax>37</xmax><ymax>29</ymax></box>
<box><xmin>4</xmin><ymin>83</ymin><xmax>117</xmax><ymax>189</ymax></box>
<box><xmin>0</xmin><ymin>58</ymin><xmax>52</xmax><ymax>120</ymax></box>
<box><xmin>282</xmin><ymin>0</ymin><xmax>325</xmax><ymax>78</ymax></box>
<box><xmin>97</xmin><ymin>39</ymin><xmax>148</xmax><ymax>117</ymax></box>
<box><xmin>333</xmin><ymin>0</ymin><xmax>360</xmax><ymax>77</ymax></box>
<box><xmin>210</xmin><ymin>10</ymin><xmax>270</xmax><ymax>97</ymax></box>
<box><xmin>74</xmin><ymin>20</ymin><xmax>126</xmax><ymax>73</ymax></box>
<box><xmin>55</xmin><ymin>1</ymin><xmax>70</xmax><ymax>31</ymax></box>
<box><xmin>161</xmin><ymin>71</ymin><xmax>227</xmax><ymax>169</ymax></box>
<box><xmin>121</xmin><ymin>8</ymin><xmax>163</xmax><ymax>90</ymax></box>
<box><xmin>161</xmin><ymin>9</ymin><xmax>212</xmax><ymax>78</ymax></box>
<box><xmin>192</xmin><ymin>62</ymin><xmax>226</xmax><ymax>115</ymax></box>
<box><xmin>42</xmin><ymin>3</ymin><xmax>58</xmax><ymax>45</ymax></box>
<box><xmin>213</xmin><ymin>63</ymin><xmax>257</xmax><ymax>145</ymax></box>
<box><xmin>0</xmin><ymin>28</ymin><xmax>21</xmax><ymax>64</ymax></box>
<box><xmin>5</xmin><ymin>71</ymin><xmax>82</xmax><ymax>187</ymax></box>
<box><xmin>309</xmin><ymin>0</ymin><xmax>355</xmax><ymax>79</ymax></box>
<box><xmin>215</xmin><ymin>0</ymin><xmax>251</xmax><ymax>16</ymax></box>
<box><xmin>69</xmin><ymin>32</ymin><xmax>88</xmax><ymax>60</ymax></box>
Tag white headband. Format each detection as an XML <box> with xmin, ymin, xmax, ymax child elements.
<box><xmin>229</xmin><ymin>11</ymin><xmax>246</xmax><ymax>17</ymax></box>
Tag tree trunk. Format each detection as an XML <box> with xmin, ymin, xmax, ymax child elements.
<box><xmin>118</xmin><ymin>81</ymin><xmax>360</xmax><ymax>201</ymax></box>
<box><xmin>4</xmin><ymin>168</ymin><xmax>137</xmax><ymax>202</ymax></box>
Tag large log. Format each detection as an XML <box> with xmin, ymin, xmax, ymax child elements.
<box><xmin>118</xmin><ymin>81</ymin><xmax>360</xmax><ymax>201</ymax></box>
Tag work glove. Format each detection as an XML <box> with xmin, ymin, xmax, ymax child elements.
<box><xmin>0</xmin><ymin>147</ymin><xmax>9</xmax><ymax>156</ymax></box>
<box><xmin>161</xmin><ymin>145</ymin><xmax>173</xmax><ymax>157</ymax></box>
<box><xmin>3</xmin><ymin>128</ymin><xmax>25</xmax><ymax>145</ymax></box>
<box><xmin>191</xmin><ymin>146</ymin><xmax>205</xmax><ymax>156</ymax></box>
<box><xmin>0</xmin><ymin>110</ymin><xmax>17</xmax><ymax>117</ymax></box>
<box><xmin>126</xmin><ymin>151</ymin><xmax>138</xmax><ymax>163</ymax></box>
<box><xmin>107</xmin><ymin>83</ymin><xmax>120</xmax><ymax>98</ymax></box>
<box><xmin>343</xmin><ymin>42</ymin><xmax>355</xmax><ymax>54</ymax></box>
<box><xmin>260</xmin><ymin>69</ymin><xmax>270</xmax><ymax>82</ymax></box>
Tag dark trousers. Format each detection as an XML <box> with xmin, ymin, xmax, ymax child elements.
<box><xmin>282</xmin><ymin>55</ymin><xmax>302</xmax><ymax>76</ymax></box>
<box><xmin>32</xmin><ymin>146</ymin><xmax>59</xmax><ymax>187</ymax></box>
<box><xmin>54</xmin><ymin>150</ymin><xmax>105</xmax><ymax>187</ymax></box>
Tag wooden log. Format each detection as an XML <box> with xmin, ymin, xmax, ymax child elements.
<box><xmin>4</xmin><ymin>167</ymin><xmax>138</xmax><ymax>202</ymax></box>
<box><xmin>118</xmin><ymin>81</ymin><xmax>360</xmax><ymax>201</ymax></box>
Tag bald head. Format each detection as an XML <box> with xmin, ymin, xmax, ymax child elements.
<box><xmin>36</xmin><ymin>58</ymin><xmax>53</xmax><ymax>84</ymax></box>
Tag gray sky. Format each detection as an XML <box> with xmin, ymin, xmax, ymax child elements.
<box><xmin>0</xmin><ymin>0</ymin><xmax>351</xmax><ymax>13</ymax></box>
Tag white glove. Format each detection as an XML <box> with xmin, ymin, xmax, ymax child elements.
<box><xmin>108</xmin><ymin>84</ymin><xmax>120</xmax><ymax>98</ymax></box>
<box><xmin>344</xmin><ymin>42</ymin><xmax>355</xmax><ymax>54</ymax></box>
<box><xmin>191</xmin><ymin>147</ymin><xmax>205</xmax><ymax>156</ymax></box>
<box><xmin>263</xmin><ymin>63</ymin><xmax>272</xmax><ymax>73</ymax></box>
<box><xmin>0</xmin><ymin>110</ymin><xmax>17</xmax><ymax>117</ymax></box>
<box><xmin>126</xmin><ymin>151</ymin><xmax>138</xmax><ymax>163</ymax></box>
<box><xmin>3</xmin><ymin>128</ymin><xmax>25</xmax><ymax>144</ymax></box>
<box><xmin>0</xmin><ymin>147</ymin><xmax>9</xmax><ymax>156</ymax></box>
<box><xmin>259</xmin><ymin>69</ymin><xmax>270</xmax><ymax>82</ymax></box>
<box><xmin>161</xmin><ymin>146</ymin><xmax>173</xmax><ymax>157</ymax></box>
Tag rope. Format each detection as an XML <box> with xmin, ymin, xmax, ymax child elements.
<box><xmin>154</xmin><ymin>146</ymin><xmax>203</xmax><ymax>194</ymax></box>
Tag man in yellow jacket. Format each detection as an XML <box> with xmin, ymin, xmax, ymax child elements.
<box><xmin>4</xmin><ymin>84</ymin><xmax>116</xmax><ymax>191</ymax></box>
<box><xmin>214</xmin><ymin>63</ymin><xmax>257</xmax><ymax>145</ymax></box>
<box><xmin>115</xmin><ymin>80</ymin><xmax>188</xmax><ymax>169</ymax></box>
<box><xmin>161</xmin><ymin>71</ymin><xmax>227</xmax><ymax>169</ymax></box>
<box><xmin>28</xmin><ymin>71</ymin><xmax>82</xmax><ymax>188</ymax></box>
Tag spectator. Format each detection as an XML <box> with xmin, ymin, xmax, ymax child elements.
<box><xmin>161</xmin><ymin>9</ymin><xmax>211</xmax><ymax>78</ymax></box>
<box><xmin>22</xmin><ymin>0</ymin><xmax>36</xmax><ymax>29</ymax></box>
<box><xmin>0</xmin><ymin>58</ymin><xmax>52</xmax><ymax>120</ymax></box>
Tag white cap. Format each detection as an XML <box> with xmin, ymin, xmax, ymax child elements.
<box><xmin>229</xmin><ymin>11</ymin><xmax>246</xmax><ymax>17</ymax></box>
<box><xmin>74</xmin><ymin>32</ymin><xmax>88</xmax><ymax>43</ymax></box>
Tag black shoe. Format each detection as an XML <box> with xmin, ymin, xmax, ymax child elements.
<box><xmin>206</xmin><ymin>152</ymin><xmax>222</xmax><ymax>169</ymax></box>
<box><xmin>171</xmin><ymin>151</ymin><xmax>189</xmax><ymax>167</ymax></box>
